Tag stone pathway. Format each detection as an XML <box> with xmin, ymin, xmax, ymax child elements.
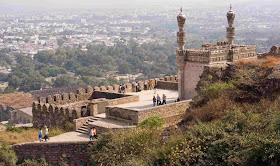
<box><xmin>36</xmin><ymin>132</ymin><xmax>90</xmax><ymax>143</ymax></box>
<box><xmin>116</xmin><ymin>89</ymin><xmax>178</xmax><ymax>110</ymax></box>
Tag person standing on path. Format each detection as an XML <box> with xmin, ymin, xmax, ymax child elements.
<box><xmin>121</xmin><ymin>84</ymin><xmax>126</xmax><ymax>94</ymax></box>
<box><xmin>153</xmin><ymin>96</ymin><xmax>156</xmax><ymax>107</ymax></box>
<box><xmin>150</xmin><ymin>81</ymin><xmax>154</xmax><ymax>90</ymax></box>
<box><xmin>90</xmin><ymin>128</ymin><xmax>94</xmax><ymax>140</ymax></box>
<box><xmin>135</xmin><ymin>82</ymin><xmax>138</xmax><ymax>92</ymax></box>
<box><xmin>119</xmin><ymin>85</ymin><xmax>122</xmax><ymax>93</ymax></box>
<box><xmin>44</xmin><ymin>126</ymin><xmax>49</xmax><ymax>142</ymax></box>
<box><xmin>157</xmin><ymin>94</ymin><xmax>161</xmax><ymax>106</ymax></box>
<box><xmin>39</xmin><ymin>128</ymin><xmax>43</xmax><ymax>142</ymax></box>
<box><xmin>93</xmin><ymin>127</ymin><xmax>97</xmax><ymax>139</ymax></box>
<box><xmin>144</xmin><ymin>81</ymin><xmax>148</xmax><ymax>90</ymax></box>
<box><xmin>162</xmin><ymin>94</ymin><xmax>167</xmax><ymax>105</ymax></box>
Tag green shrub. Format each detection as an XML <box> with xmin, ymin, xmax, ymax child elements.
<box><xmin>6</xmin><ymin>126</ymin><xmax>30</xmax><ymax>133</ymax></box>
<box><xmin>89</xmin><ymin>128</ymin><xmax>162</xmax><ymax>165</ymax></box>
<box><xmin>202</xmin><ymin>82</ymin><xmax>235</xmax><ymax>100</ymax></box>
<box><xmin>0</xmin><ymin>143</ymin><xmax>18</xmax><ymax>166</ymax></box>
<box><xmin>64</xmin><ymin>122</ymin><xmax>73</xmax><ymax>132</ymax></box>
<box><xmin>137</xmin><ymin>116</ymin><xmax>165</xmax><ymax>129</ymax></box>
<box><xmin>19</xmin><ymin>158</ymin><xmax>49</xmax><ymax>166</ymax></box>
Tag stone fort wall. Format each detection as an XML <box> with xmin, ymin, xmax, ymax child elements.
<box><xmin>32</xmin><ymin>75</ymin><xmax>178</xmax><ymax>128</ymax></box>
<box><xmin>13</xmin><ymin>142</ymin><xmax>90</xmax><ymax>166</ymax></box>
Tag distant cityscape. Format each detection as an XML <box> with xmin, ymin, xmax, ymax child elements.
<box><xmin>0</xmin><ymin>3</ymin><xmax>279</xmax><ymax>59</ymax></box>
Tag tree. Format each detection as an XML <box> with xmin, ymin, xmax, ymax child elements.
<box><xmin>19</xmin><ymin>74</ymin><xmax>45</xmax><ymax>92</ymax></box>
<box><xmin>8</xmin><ymin>75</ymin><xmax>21</xmax><ymax>88</ymax></box>
<box><xmin>53</xmin><ymin>75</ymin><xmax>83</xmax><ymax>88</ymax></box>
<box><xmin>0</xmin><ymin>73</ymin><xmax>8</xmax><ymax>82</ymax></box>
<box><xmin>4</xmin><ymin>86</ymin><xmax>15</xmax><ymax>94</ymax></box>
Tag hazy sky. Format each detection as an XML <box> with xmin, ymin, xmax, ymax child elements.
<box><xmin>0</xmin><ymin>0</ymin><xmax>278</xmax><ymax>9</ymax></box>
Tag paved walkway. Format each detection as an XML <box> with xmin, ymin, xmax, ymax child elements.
<box><xmin>36</xmin><ymin>132</ymin><xmax>90</xmax><ymax>143</ymax></box>
<box><xmin>115</xmin><ymin>89</ymin><xmax>178</xmax><ymax>110</ymax></box>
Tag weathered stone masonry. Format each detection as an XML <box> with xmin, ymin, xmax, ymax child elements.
<box><xmin>32</xmin><ymin>76</ymin><xmax>178</xmax><ymax>128</ymax></box>
<box><xmin>106</xmin><ymin>100</ymin><xmax>190</xmax><ymax>125</ymax></box>
<box><xmin>13</xmin><ymin>142</ymin><xmax>90</xmax><ymax>166</ymax></box>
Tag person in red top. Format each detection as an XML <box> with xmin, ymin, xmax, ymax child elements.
<box><xmin>153</xmin><ymin>96</ymin><xmax>156</xmax><ymax>107</ymax></box>
<box><xmin>93</xmin><ymin>127</ymin><xmax>97</xmax><ymax>139</ymax></box>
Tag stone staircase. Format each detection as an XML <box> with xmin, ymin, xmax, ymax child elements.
<box><xmin>76</xmin><ymin>117</ymin><xmax>102</xmax><ymax>134</ymax></box>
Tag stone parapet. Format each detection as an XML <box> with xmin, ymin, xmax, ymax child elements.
<box><xmin>156</xmin><ymin>81</ymin><xmax>178</xmax><ymax>90</ymax></box>
<box><xmin>106</xmin><ymin>100</ymin><xmax>190</xmax><ymax>126</ymax></box>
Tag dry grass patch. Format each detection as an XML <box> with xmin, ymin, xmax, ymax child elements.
<box><xmin>0</xmin><ymin>127</ymin><xmax>66</xmax><ymax>145</ymax></box>
<box><xmin>0</xmin><ymin>128</ymin><xmax>38</xmax><ymax>145</ymax></box>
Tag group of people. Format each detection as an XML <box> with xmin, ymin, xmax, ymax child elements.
<box><xmin>135</xmin><ymin>81</ymin><xmax>156</xmax><ymax>93</ymax></box>
<box><xmin>145</xmin><ymin>81</ymin><xmax>155</xmax><ymax>90</ymax></box>
<box><xmin>39</xmin><ymin>126</ymin><xmax>49</xmax><ymax>142</ymax></box>
<box><xmin>153</xmin><ymin>94</ymin><xmax>167</xmax><ymax>107</ymax></box>
<box><xmin>134</xmin><ymin>82</ymin><xmax>142</xmax><ymax>92</ymax></box>
<box><xmin>89</xmin><ymin>127</ymin><xmax>97</xmax><ymax>140</ymax></box>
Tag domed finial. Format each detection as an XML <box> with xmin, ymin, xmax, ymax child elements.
<box><xmin>227</xmin><ymin>4</ymin><xmax>235</xmax><ymax>27</ymax></box>
<box><xmin>180</xmin><ymin>6</ymin><xmax>183</xmax><ymax>13</ymax></box>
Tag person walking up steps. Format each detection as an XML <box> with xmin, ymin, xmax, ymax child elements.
<box><xmin>39</xmin><ymin>128</ymin><xmax>43</xmax><ymax>142</ymax></box>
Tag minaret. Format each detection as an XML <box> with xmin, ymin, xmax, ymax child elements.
<box><xmin>177</xmin><ymin>7</ymin><xmax>186</xmax><ymax>50</ymax></box>
<box><xmin>227</xmin><ymin>4</ymin><xmax>236</xmax><ymax>45</ymax></box>
<box><xmin>176</xmin><ymin>7</ymin><xmax>187</xmax><ymax>100</ymax></box>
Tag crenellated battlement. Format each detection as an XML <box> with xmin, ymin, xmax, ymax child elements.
<box><xmin>38</xmin><ymin>76</ymin><xmax>178</xmax><ymax>106</ymax></box>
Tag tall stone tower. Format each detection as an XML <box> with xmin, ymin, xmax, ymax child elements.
<box><xmin>177</xmin><ymin>7</ymin><xmax>186</xmax><ymax>51</ymax></box>
<box><xmin>176</xmin><ymin>7</ymin><xmax>187</xmax><ymax>100</ymax></box>
<box><xmin>226</xmin><ymin>4</ymin><xmax>235</xmax><ymax>45</ymax></box>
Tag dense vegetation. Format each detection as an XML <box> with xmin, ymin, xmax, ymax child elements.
<box><xmin>0</xmin><ymin>40</ymin><xmax>177</xmax><ymax>93</ymax></box>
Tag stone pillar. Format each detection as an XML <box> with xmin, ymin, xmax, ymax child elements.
<box><xmin>178</xmin><ymin>65</ymin><xmax>185</xmax><ymax>100</ymax></box>
<box><xmin>88</xmin><ymin>100</ymin><xmax>99</xmax><ymax>116</ymax></box>
<box><xmin>176</xmin><ymin>54</ymin><xmax>186</xmax><ymax>100</ymax></box>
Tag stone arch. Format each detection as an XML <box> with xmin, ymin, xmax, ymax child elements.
<box><xmin>60</xmin><ymin>107</ymin><xmax>66</xmax><ymax>116</ymax></box>
<box><xmin>55</xmin><ymin>106</ymin><xmax>60</xmax><ymax>115</ymax></box>
<box><xmin>37</xmin><ymin>103</ymin><xmax>42</xmax><ymax>112</ymax></box>
<box><xmin>43</xmin><ymin>104</ymin><xmax>50</xmax><ymax>112</ymax></box>
<box><xmin>49</xmin><ymin>104</ymin><xmax>54</xmax><ymax>115</ymax></box>
<box><xmin>72</xmin><ymin>110</ymin><xmax>78</xmax><ymax>120</ymax></box>
<box><xmin>65</xmin><ymin>108</ymin><xmax>70</xmax><ymax>120</ymax></box>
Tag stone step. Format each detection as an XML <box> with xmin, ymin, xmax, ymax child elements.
<box><xmin>76</xmin><ymin>116</ymin><xmax>103</xmax><ymax>134</ymax></box>
<box><xmin>78</xmin><ymin>128</ymin><xmax>88</xmax><ymax>132</ymax></box>
<box><xmin>76</xmin><ymin>130</ymin><xmax>88</xmax><ymax>134</ymax></box>
<box><xmin>80</xmin><ymin>126</ymin><xmax>88</xmax><ymax>130</ymax></box>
